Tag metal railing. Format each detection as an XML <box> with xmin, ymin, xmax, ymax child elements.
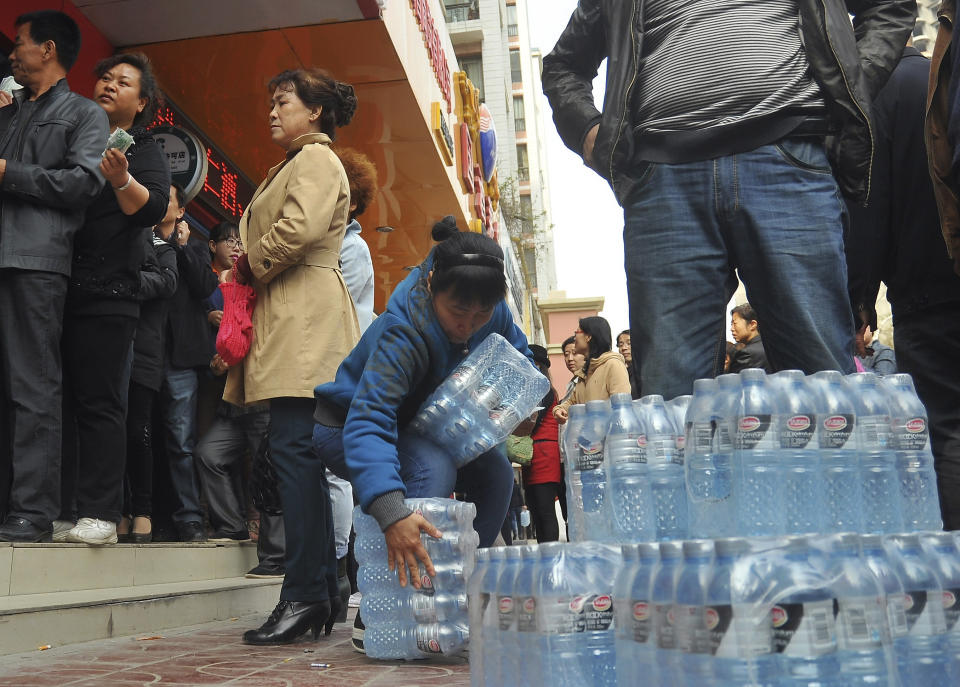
<box><xmin>445</xmin><ymin>1</ymin><xmax>479</xmax><ymax>22</ymax></box>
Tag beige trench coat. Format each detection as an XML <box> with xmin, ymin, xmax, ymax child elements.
<box><xmin>223</xmin><ymin>132</ymin><xmax>360</xmax><ymax>405</ymax></box>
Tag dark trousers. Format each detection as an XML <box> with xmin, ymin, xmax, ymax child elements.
<box><xmin>895</xmin><ymin>304</ymin><xmax>960</xmax><ymax>530</ymax></box>
<box><xmin>62</xmin><ymin>314</ymin><xmax>138</xmax><ymax>523</ymax></box>
<box><xmin>525</xmin><ymin>481</ymin><xmax>561</xmax><ymax>542</ymax></box>
<box><xmin>125</xmin><ymin>381</ymin><xmax>157</xmax><ymax>517</ymax></box>
<box><xmin>271</xmin><ymin>397</ymin><xmax>336</xmax><ymax>602</ymax></box>
<box><xmin>196</xmin><ymin>408</ymin><xmax>269</xmax><ymax>533</ymax></box>
<box><xmin>257</xmin><ymin>511</ymin><xmax>285</xmax><ymax>571</ymax></box>
<box><xmin>0</xmin><ymin>269</ymin><xmax>68</xmax><ymax>529</ymax></box>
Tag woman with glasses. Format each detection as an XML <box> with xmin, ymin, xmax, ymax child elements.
<box><xmin>553</xmin><ymin>316</ymin><xmax>631</xmax><ymax>424</ymax></box>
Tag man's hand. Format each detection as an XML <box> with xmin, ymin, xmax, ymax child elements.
<box><xmin>0</xmin><ymin>158</ymin><xmax>6</xmax><ymax>184</ymax></box>
<box><xmin>100</xmin><ymin>148</ymin><xmax>130</xmax><ymax>188</ymax></box>
<box><xmin>175</xmin><ymin>220</ymin><xmax>190</xmax><ymax>246</ymax></box>
<box><xmin>553</xmin><ymin>405</ymin><xmax>569</xmax><ymax>425</ymax></box>
<box><xmin>582</xmin><ymin>123</ymin><xmax>599</xmax><ymax>169</ymax></box>
<box><xmin>210</xmin><ymin>353</ymin><xmax>229</xmax><ymax>376</ymax></box>
<box><xmin>0</xmin><ymin>91</ymin><xmax>12</xmax><ymax>108</ymax></box>
<box><xmin>207</xmin><ymin>310</ymin><xmax>223</xmax><ymax>327</ymax></box>
<box><xmin>384</xmin><ymin>512</ymin><xmax>442</xmax><ymax>589</ymax></box>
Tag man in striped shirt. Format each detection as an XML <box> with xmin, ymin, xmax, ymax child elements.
<box><xmin>543</xmin><ymin>0</ymin><xmax>916</xmax><ymax>399</ymax></box>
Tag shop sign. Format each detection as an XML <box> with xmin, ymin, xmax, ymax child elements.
<box><xmin>454</xmin><ymin>71</ymin><xmax>500</xmax><ymax>233</ymax></box>
<box><xmin>431</xmin><ymin>102</ymin><xmax>454</xmax><ymax>166</ymax></box>
<box><xmin>411</xmin><ymin>0</ymin><xmax>452</xmax><ymax>112</ymax></box>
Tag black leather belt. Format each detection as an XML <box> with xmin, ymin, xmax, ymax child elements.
<box><xmin>790</xmin><ymin>116</ymin><xmax>836</xmax><ymax>138</ymax></box>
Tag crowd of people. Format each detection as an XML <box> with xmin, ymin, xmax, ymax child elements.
<box><xmin>2</xmin><ymin>2</ymin><xmax>960</xmax><ymax>655</ymax></box>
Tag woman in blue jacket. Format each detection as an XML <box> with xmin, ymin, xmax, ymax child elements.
<box><xmin>243</xmin><ymin>216</ymin><xmax>531</xmax><ymax>645</ymax></box>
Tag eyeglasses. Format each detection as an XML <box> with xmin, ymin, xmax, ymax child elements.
<box><xmin>219</xmin><ymin>237</ymin><xmax>243</xmax><ymax>249</ymax></box>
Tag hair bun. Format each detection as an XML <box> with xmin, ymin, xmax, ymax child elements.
<box><xmin>431</xmin><ymin>215</ymin><xmax>460</xmax><ymax>242</ymax></box>
<box><xmin>334</xmin><ymin>82</ymin><xmax>358</xmax><ymax>127</ymax></box>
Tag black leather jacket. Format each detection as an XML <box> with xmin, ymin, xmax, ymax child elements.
<box><xmin>0</xmin><ymin>79</ymin><xmax>108</xmax><ymax>274</ymax></box>
<box><xmin>542</xmin><ymin>0</ymin><xmax>916</xmax><ymax>206</ymax></box>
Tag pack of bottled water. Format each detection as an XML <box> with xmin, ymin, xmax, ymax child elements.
<box><xmin>406</xmin><ymin>334</ymin><xmax>549</xmax><ymax>467</ymax></box>
<box><xmin>470</xmin><ymin>532</ymin><xmax>960</xmax><ymax>687</ymax></box>
<box><xmin>354</xmin><ymin>498</ymin><xmax>479</xmax><ymax>660</ymax></box>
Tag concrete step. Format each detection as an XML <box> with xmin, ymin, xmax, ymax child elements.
<box><xmin>0</xmin><ymin>542</ymin><xmax>282</xmax><ymax>655</ymax></box>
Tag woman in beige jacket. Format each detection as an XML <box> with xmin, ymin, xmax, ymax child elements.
<box><xmin>554</xmin><ymin>316</ymin><xmax>631</xmax><ymax>423</ymax></box>
<box><xmin>220</xmin><ymin>68</ymin><xmax>360</xmax><ymax>645</ymax></box>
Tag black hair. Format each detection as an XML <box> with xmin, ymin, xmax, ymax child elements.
<box><xmin>209</xmin><ymin>221</ymin><xmax>239</xmax><ymax>244</ymax></box>
<box><xmin>579</xmin><ymin>315</ymin><xmax>613</xmax><ymax>372</ymax></box>
<box><xmin>94</xmin><ymin>52</ymin><xmax>159</xmax><ymax>127</ymax></box>
<box><xmin>616</xmin><ymin>329</ymin><xmax>630</xmax><ymax>346</ymax></box>
<box><xmin>170</xmin><ymin>182</ymin><xmax>185</xmax><ymax>209</ymax></box>
<box><xmin>428</xmin><ymin>216</ymin><xmax>506</xmax><ymax>308</ymax></box>
<box><xmin>16</xmin><ymin>11</ymin><xmax>81</xmax><ymax>71</ymax></box>
<box><xmin>268</xmin><ymin>68</ymin><xmax>357</xmax><ymax>141</ymax></box>
<box><xmin>561</xmin><ymin>335</ymin><xmax>576</xmax><ymax>352</ymax></box>
<box><xmin>731</xmin><ymin>303</ymin><xmax>759</xmax><ymax>325</ymax></box>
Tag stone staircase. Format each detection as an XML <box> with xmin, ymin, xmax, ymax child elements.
<box><xmin>0</xmin><ymin>541</ymin><xmax>281</xmax><ymax>655</ymax></box>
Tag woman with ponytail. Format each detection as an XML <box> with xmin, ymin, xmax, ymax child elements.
<box><xmin>311</xmin><ymin>216</ymin><xmax>533</xmax><ymax>651</ymax></box>
<box><xmin>220</xmin><ymin>68</ymin><xmax>361</xmax><ymax>645</ymax></box>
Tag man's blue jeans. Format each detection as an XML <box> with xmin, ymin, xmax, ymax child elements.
<box><xmin>160</xmin><ymin>366</ymin><xmax>204</xmax><ymax>524</ymax></box>
<box><xmin>313</xmin><ymin>424</ymin><xmax>514</xmax><ymax>548</ymax></box>
<box><xmin>623</xmin><ymin>138</ymin><xmax>857</xmax><ymax>400</ymax></box>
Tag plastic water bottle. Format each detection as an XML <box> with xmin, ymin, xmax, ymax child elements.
<box><xmin>685</xmin><ymin>378</ymin><xmax>736</xmax><ymax>539</ymax></box>
<box><xmin>361</xmin><ymin>590</ymin><xmax>468</xmax><ymax>624</ymax></box>
<box><xmin>920</xmin><ymin>532</ymin><xmax>960</xmax><ymax>680</ymax></box>
<box><xmin>578</xmin><ymin>400</ymin><xmax>612</xmax><ymax>539</ymax></box>
<box><xmin>810</xmin><ymin>370</ymin><xmax>863</xmax><ymax>533</ymax></box>
<box><xmin>734</xmin><ymin>369</ymin><xmax>784</xmax><ymax>536</ymax></box>
<box><xmin>667</xmin><ymin>394</ymin><xmax>692</xmax><ymax>465</ymax></box>
<box><xmin>674</xmin><ymin>540</ymin><xmax>715</xmax><ymax>684</ymax></box>
<box><xmin>606</xmin><ymin>393</ymin><xmax>655</xmax><ymax>541</ymax></box>
<box><xmin>495</xmin><ymin>547</ymin><xmax>523</xmax><ymax>686</ymax></box>
<box><xmin>859</xmin><ymin>535</ymin><xmax>911</xmax><ymax>683</ymax></box>
<box><xmin>618</xmin><ymin>543</ymin><xmax>660</xmax><ymax>687</ymax></box>
<box><xmin>884</xmin><ymin>534</ymin><xmax>949</xmax><ymax>686</ymax></box>
<box><xmin>771</xmin><ymin>371</ymin><xmax>823</xmax><ymax>534</ymax></box>
<box><xmin>882</xmin><ymin>374</ymin><xmax>943</xmax><ymax>531</ymax></box>
<box><xmin>706</xmin><ymin>537</ymin><xmax>779</xmax><ymax>687</ymax></box>
<box><xmin>846</xmin><ymin>373</ymin><xmax>904</xmax><ymax>534</ymax></box>
<box><xmin>513</xmin><ymin>545</ymin><xmax>541</xmax><ymax>686</ymax></box>
<box><xmin>481</xmin><ymin>547</ymin><xmax>509</xmax><ymax>687</ymax></box>
<box><xmin>614</xmin><ymin>545</ymin><xmax>640</xmax><ymax>687</ymax></box>
<box><xmin>563</xmin><ymin>404</ymin><xmax>587</xmax><ymax>542</ymax></box>
<box><xmin>468</xmin><ymin>547</ymin><xmax>495</xmax><ymax>687</ymax></box>
<box><xmin>823</xmin><ymin>534</ymin><xmax>897</xmax><ymax>687</ymax></box>
<box><xmin>652</xmin><ymin>541</ymin><xmax>684</xmax><ymax>686</ymax></box>
<box><xmin>364</xmin><ymin>621</ymin><xmax>469</xmax><ymax>659</ymax></box>
<box><xmin>640</xmin><ymin>395</ymin><xmax>688</xmax><ymax>540</ymax></box>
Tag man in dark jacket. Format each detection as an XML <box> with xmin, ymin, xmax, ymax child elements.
<box><xmin>728</xmin><ymin>303</ymin><xmax>771</xmax><ymax>374</ymax></box>
<box><xmin>542</xmin><ymin>0</ymin><xmax>915</xmax><ymax>400</ymax></box>
<box><xmin>846</xmin><ymin>43</ymin><xmax>960</xmax><ymax>530</ymax></box>
<box><xmin>0</xmin><ymin>11</ymin><xmax>108</xmax><ymax>542</ymax></box>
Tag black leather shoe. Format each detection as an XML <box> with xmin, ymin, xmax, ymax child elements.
<box><xmin>176</xmin><ymin>521</ymin><xmax>206</xmax><ymax>543</ymax></box>
<box><xmin>0</xmin><ymin>516</ymin><xmax>52</xmax><ymax>543</ymax></box>
<box><xmin>242</xmin><ymin>600</ymin><xmax>332</xmax><ymax>645</ymax></box>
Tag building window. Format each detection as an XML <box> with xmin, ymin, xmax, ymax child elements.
<box><xmin>506</xmin><ymin>4</ymin><xmax>519</xmax><ymax>37</ymax></box>
<box><xmin>513</xmin><ymin>96</ymin><xmax>525</xmax><ymax>133</ymax></box>
<box><xmin>520</xmin><ymin>195</ymin><xmax>534</xmax><ymax>234</ymax></box>
<box><xmin>459</xmin><ymin>54</ymin><xmax>484</xmax><ymax>101</ymax></box>
<box><xmin>444</xmin><ymin>0</ymin><xmax>479</xmax><ymax>22</ymax></box>
<box><xmin>517</xmin><ymin>144</ymin><xmax>529</xmax><ymax>182</ymax></box>
<box><xmin>510</xmin><ymin>49</ymin><xmax>522</xmax><ymax>84</ymax></box>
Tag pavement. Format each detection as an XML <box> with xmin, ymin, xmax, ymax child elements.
<box><xmin>0</xmin><ymin>608</ymin><xmax>470</xmax><ymax>687</ymax></box>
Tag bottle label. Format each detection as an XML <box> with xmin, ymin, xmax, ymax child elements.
<box><xmin>835</xmin><ymin>596</ymin><xmax>887</xmax><ymax>650</ymax></box>
<box><xmin>676</xmin><ymin>604</ymin><xmax>710</xmax><ymax>655</ymax></box>
<box><xmin>708</xmin><ymin>604</ymin><xmax>774</xmax><ymax>658</ymax></box>
<box><xmin>820</xmin><ymin>414</ymin><xmax>854</xmax><ymax>449</ymax></box>
<box><xmin>417</xmin><ymin>568</ymin><xmax>436</xmax><ymax>597</ymax></box>
<box><xmin>632</xmin><ymin>599</ymin><xmax>653</xmax><ymax>644</ymax></box>
<box><xmin>885</xmin><ymin>593</ymin><xmax>909</xmax><ymax>639</ymax></box>
<box><xmin>498</xmin><ymin>594</ymin><xmax>516</xmax><ymax>631</ymax></box>
<box><xmin>903</xmin><ymin>590</ymin><xmax>948</xmax><ymax>636</ymax></box>
<box><xmin>637</xmin><ymin>434</ymin><xmax>648</xmax><ymax>463</ymax></box>
<box><xmin>771</xmin><ymin>600</ymin><xmax>836</xmax><ymax>657</ymax></box>
<box><xmin>734</xmin><ymin>414</ymin><xmax>772</xmax><ymax>449</ymax></box>
<box><xmin>716</xmin><ymin>422</ymin><xmax>733</xmax><ymax>452</ymax></box>
<box><xmin>655</xmin><ymin>603</ymin><xmax>676</xmax><ymax>650</ymax></box>
<box><xmin>577</xmin><ymin>442</ymin><xmax>604</xmax><ymax>471</ymax></box>
<box><xmin>611</xmin><ymin>433</ymin><xmax>645</xmax><ymax>466</ymax></box>
<box><xmin>857</xmin><ymin>414</ymin><xmax>892</xmax><ymax>450</ymax></box>
<box><xmin>517</xmin><ymin>596</ymin><xmax>537</xmax><ymax>632</ymax></box>
<box><xmin>780</xmin><ymin>414</ymin><xmax>815</xmax><ymax>449</ymax></box>
<box><xmin>647</xmin><ymin>438</ymin><xmax>677</xmax><ymax>465</ymax></box>
<box><xmin>415</xmin><ymin>625</ymin><xmax>443</xmax><ymax>654</ymax></box>
<box><xmin>891</xmin><ymin>417</ymin><xmax>928</xmax><ymax>450</ymax></box>
<box><xmin>689</xmin><ymin>421</ymin><xmax>714</xmax><ymax>454</ymax></box>
<box><xmin>539</xmin><ymin>595</ymin><xmax>585</xmax><ymax>635</ymax></box>
<box><xmin>943</xmin><ymin>588</ymin><xmax>960</xmax><ymax>631</ymax></box>
<box><xmin>412</xmin><ymin>593</ymin><xmax>438</xmax><ymax>624</ymax></box>
<box><xmin>582</xmin><ymin>594</ymin><xmax>615</xmax><ymax>632</ymax></box>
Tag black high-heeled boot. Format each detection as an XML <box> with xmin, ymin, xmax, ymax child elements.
<box><xmin>336</xmin><ymin>556</ymin><xmax>350</xmax><ymax>623</ymax></box>
<box><xmin>242</xmin><ymin>600</ymin><xmax>331</xmax><ymax>645</ymax></box>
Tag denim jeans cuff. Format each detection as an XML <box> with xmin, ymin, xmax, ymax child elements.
<box><xmin>367</xmin><ymin>490</ymin><xmax>412</xmax><ymax>532</ymax></box>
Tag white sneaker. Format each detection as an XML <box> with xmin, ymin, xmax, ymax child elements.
<box><xmin>65</xmin><ymin>517</ymin><xmax>118</xmax><ymax>545</ymax></box>
<box><xmin>52</xmin><ymin>520</ymin><xmax>76</xmax><ymax>542</ymax></box>
<box><xmin>348</xmin><ymin>592</ymin><xmax>361</xmax><ymax>608</ymax></box>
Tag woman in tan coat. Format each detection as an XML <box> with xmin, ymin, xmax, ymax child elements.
<box><xmin>554</xmin><ymin>316</ymin><xmax>631</xmax><ymax>423</ymax></box>
<box><xmin>220</xmin><ymin>68</ymin><xmax>360</xmax><ymax>644</ymax></box>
